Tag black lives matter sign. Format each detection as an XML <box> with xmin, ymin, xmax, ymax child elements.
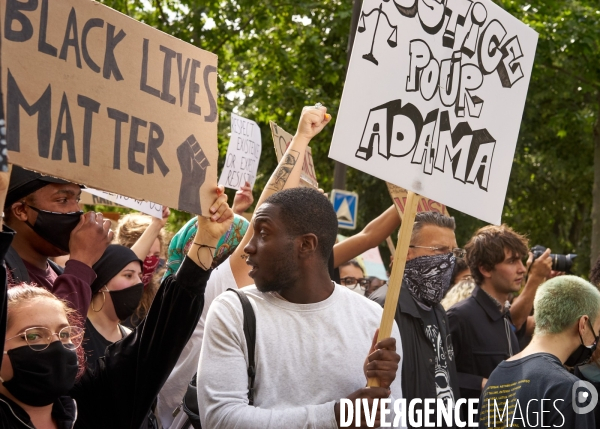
<box><xmin>1</xmin><ymin>0</ymin><xmax>219</xmax><ymax>215</ymax></box>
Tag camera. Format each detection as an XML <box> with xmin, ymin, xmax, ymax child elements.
<box><xmin>531</xmin><ymin>245</ymin><xmax>577</xmax><ymax>273</ymax></box>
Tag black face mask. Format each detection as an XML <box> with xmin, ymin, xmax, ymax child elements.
<box><xmin>24</xmin><ymin>205</ymin><xmax>83</xmax><ymax>252</ymax></box>
<box><xmin>2</xmin><ymin>342</ymin><xmax>78</xmax><ymax>406</ymax></box>
<box><xmin>109</xmin><ymin>283</ymin><xmax>144</xmax><ymax>321</ymax></box>
<box><xmin>565</xmin><ymin>320</ymin><xmax>599</xmax><ymax>367</ymax></box>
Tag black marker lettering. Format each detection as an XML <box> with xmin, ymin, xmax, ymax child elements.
<box><xmin>147</xmin><ymin>122</ymin><xmax>170</xmax><ymax>176</ymax></box>
<box><xmin>38</xmin><ymin>0</ymin><xmax>57</xmax><ymax>57</ymax></box>
<box><xmin>52</xmin><ymin>93</ymin><xmax>76</xmax><ymax>162</ymax></box>
<box><xmin>159</xmin><ymin>45</ymin><xmax>177</xmax><ymax>104</ymax></box>
<box><xmin>188</xmin><ymin>59</ymin><xmax>201</xmax><ymax>115</ymax></box>
<box><xmin>59</xmin><ymin>8</ymin><xmax>82</xmax><ymax>69</ymax></box>
<box><xmin>82</xmin><ymin>18</ymin><xmax>104</xmax><ymax>73</ymax></box>
<box><xmin>128</xmin><ymin>116</ymin><xmax>146</xmax><ymax>174</ymax></box>
<box><xmin>77</xmin><ymin>95</ymin><xmax>100</xmax><ymax>166</ymax></box>
<box><xmin>107</xmin><ymin>107</ymin><xmax>129</xmax><ymax>169</ymax></box>
<box><xmin>103</xmin><ymin>24</ymin><xmax>126</xmax><ymax>81</ymax></box>
<box><xmin>140</xmin><ymin>39</ymin><xmax>160</xmax><ymax>97</ymax></box>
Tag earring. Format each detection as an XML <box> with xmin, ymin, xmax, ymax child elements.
<box><xmin>91</xmin><ymin>289</ymin><xmax>106</xmax><ymax>312</ymax></box>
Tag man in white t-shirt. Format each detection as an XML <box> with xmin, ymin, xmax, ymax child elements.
<box><xmin>197</xmin><ymin>188</ymin><xmax>404</xmax><ymax>429</ymax></box>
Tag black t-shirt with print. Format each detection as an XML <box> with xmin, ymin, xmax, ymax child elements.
<box><xmin>479</xmin><ymin>353</ymin><xmax>596</xmax><ymax>428</ymax></box>
<box><xmin>418</xmin><ymin>304</ymin><xmax>456</xmax><ymax>428</ymax></box>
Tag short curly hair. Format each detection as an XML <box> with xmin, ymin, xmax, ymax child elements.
<box><xmin>465</xmin><ymin>224</ymin><xmax>528</xmax><ymax>285</ymax></box>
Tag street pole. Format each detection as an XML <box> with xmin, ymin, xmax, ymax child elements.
<box><xmin>333</xmin><ymin>0</ymin><xmax>363</xmax><ymax>190</ymax></box>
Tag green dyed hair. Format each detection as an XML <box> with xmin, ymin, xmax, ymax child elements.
<box><xmin>534</xmin><ymin>275</ymin><xmax>600</xmax><ymax>335</ymax></box>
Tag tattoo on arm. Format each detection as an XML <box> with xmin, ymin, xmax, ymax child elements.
<box><xmin>267</xmin><ymin>150</ymin><xmax>299</xmax><ymax>191</ymax></box>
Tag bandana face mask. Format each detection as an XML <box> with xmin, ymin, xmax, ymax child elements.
<box><xmin>404</xmin><ymin>253</ymin><xmax>456</xmax><ymax>306</ymax></box>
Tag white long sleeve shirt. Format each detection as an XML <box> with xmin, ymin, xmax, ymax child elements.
<box><xmin>197</xmin><ymin>283</ymin><xmax>405</xmax><ymax>429</ymax></box>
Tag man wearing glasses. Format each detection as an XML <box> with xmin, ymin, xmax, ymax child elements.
<box><xmin>447</xmin><ymin>224</ymin><xmax>551</xmax><ymax>414</ymax></box>
<box><xmin>373</xmin><ymin>211</ymin><xmax>462</xmax><ymax>428</ymax></box>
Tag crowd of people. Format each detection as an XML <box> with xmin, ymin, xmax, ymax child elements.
<box><xmin>0</xmin><ymin>105</ymin><xmax>598</xmax><ymax>429</ymax></box>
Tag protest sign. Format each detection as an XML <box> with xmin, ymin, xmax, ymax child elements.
<box><xmin>270</xmin><ymin>122</ymin><xmax>318</xmax><ymax>189</ymax></box>
<box><xmin>219</xmin><ymin>113</ymin><xmax>261</xmax><ymax>189</ymax></box>
<box><xmin>81</xmin><ymin>188</ymin><xmax>162</xmax><ymax>218</ymax></box>
<box><xmin>329</xmin><ymin>0</ymin><xmax>538</xmax><ymax>225</ymax></box>
<box><xmin>386</xmin><ymin>182</ymin><xmax>449</xmax><ymax>219</ymax></box>
<box><xmin>1</xmin><ymin>0</ymin><xmax>218</xmax><ymax>215</ymax></box>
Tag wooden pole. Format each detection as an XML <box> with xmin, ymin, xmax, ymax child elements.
<box><xmin>385</xmin><ymin>236</ymin><xmax>395</xmax><ymax>255</ymax></box>
<box><xmin>368</xmin><ymin>190</ymin><xmax>420</xmax><ymax>387</ymax></box>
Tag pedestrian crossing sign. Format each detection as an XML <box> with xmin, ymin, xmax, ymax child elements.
<box><xmin>330</xmin><ymin>189</ymin><xmax>359</xmax><ymax>230</ymax></box>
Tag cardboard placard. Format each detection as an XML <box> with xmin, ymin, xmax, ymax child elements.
<box><xmin>386</xmin><ymin>182</ymin><xmax>449</xmax><ymax>219</ymax></box>
<box><xmin>81</xmin><ymin>188</ymin><xmax>162</xmax><ymax>218</ymax></box>
<box><xmin>2</xmin><ymin>0</ymin><xmax>218</xmax><ymax>215</ymax></box>
<box><xmin>270</xmin><ymin>121</ymin><xmax>318</xmax><ymax>188</ymax></box>
<box><xmin>328</xmin><ymin>0</ymin><xmax>538</xmax><ymax>224</ymax></box>
<box><xmin>218</xmin><ymin>113</ymin><xmax>261</xmax><ymax>189</ymax></box>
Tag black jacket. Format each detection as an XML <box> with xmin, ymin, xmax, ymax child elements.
<box><xmin>446</xmin><ymin>285</ymin><xmax>520</xmax><ymax>400</ymax></box>
<box><xmin>0</xmin><ymin>230</ymin><xmax>211</xmax><ymax>429</ymax></box>
<box><xmin>393</xmin><ymin>282</ymin><xmax>460</xmax><ymax>425</ymax></box>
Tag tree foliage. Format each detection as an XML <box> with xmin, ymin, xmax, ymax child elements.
<box><xmin>95</xmin><ymin>0</ymin><xmax>600</xmax><ymax>276</ymax></box>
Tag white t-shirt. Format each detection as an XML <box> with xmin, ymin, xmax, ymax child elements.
<box><xmin>157</xmin><ymin>258</ymin><xmax>236</xmax><ymax>428</ymax></box>
<box><xmin>197</xmin><ymin>283</ymin><xmax>405</xmax><ymax>428</ymax></box>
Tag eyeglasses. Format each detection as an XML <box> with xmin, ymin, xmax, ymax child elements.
<box><xmin>5</xmin><ymin>326</ymin><xmax>85</xmax><ymax>351</ymax></box>
<box><xmin>409</xmin><ymin>246</ymin><xmax>466</xmax><ymax>259</ymax></box>
<box><xmin>340</xmin><ymin>277</ymin><xmax>369</xmax><ymax>290</ymax></box>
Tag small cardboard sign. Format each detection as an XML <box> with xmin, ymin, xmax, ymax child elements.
<box><xmin>386</xmin><ymin>182</ymin><xmax>449</xmax><ymax>219</ymax></box>
<box><xmin>219</xmin><ymin>113</ymin><xmax>261</xmax><ymax>189</ymax></box>
<box><xmin>81</xmin><ymin>188</ymin><xmax>162</xmax><ymax>218</ymax></box>
<box><xmin>2</xmin><ymin>0</ymin><xmax>218</xmax><ymax>215</ymax></box>
<box><xmin>329</xmin><ymin>0</ymin><xmax>538</xmax><ymax>224</ymax></box>
<box><xmin>270</xmin><ymin>122</ymin><xmax>318</xmax><ymax>189</ymax></box>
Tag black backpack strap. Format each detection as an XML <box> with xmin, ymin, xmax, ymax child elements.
<box><xmin>227</xmin><ymin>288</ymin><xmax>257</xmax><ymax>406</ymax></box>
<box><xmin>48</xmin><ymin>259</ymin><xmax>64</xmax><ymax>275</ymax></box>
<box><xmin>4</xmin><ymin>246</ymin><xmax>29</xmax><ymax>283</ymax></box>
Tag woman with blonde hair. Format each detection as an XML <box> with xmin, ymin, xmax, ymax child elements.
<box><xmin>115</xmin><ymin>207</ymin><xmax>169</xmax><ymax>327</ymax></box>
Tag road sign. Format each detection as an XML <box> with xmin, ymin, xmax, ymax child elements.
<box><xmin>331</xmin><ymin>189</ymin><xmax>359</xmax><ymax>230</ymax></box>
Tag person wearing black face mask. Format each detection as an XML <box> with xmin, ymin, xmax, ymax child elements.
<box><xmin>85</xmin><ymin>245</ymin><xmax>144</xmax><ymax>372</ymax></box>
<box><xmin>479</xmin><ymin>276</ymin><xmax>600</xmax><ymax>428</ymax></box>
<box><xmin>0</xmin><ymin>180</ymin><xmax>235</xmax><ymax>429</ymax></box>
<box><xmin>3</xmin><ymin>166</ymin><xmax>113</xmax><ymax>318</ymax></box>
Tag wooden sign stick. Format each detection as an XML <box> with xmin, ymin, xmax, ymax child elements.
<box><xmin>385</xmin><ymin>236</ymin><xmax>396</xmax><ymax>255</ymax></box>
<box><xmin>368</xmin><ymin>190</ymin><xmax>420</xmax><ymax>388</ymax></box>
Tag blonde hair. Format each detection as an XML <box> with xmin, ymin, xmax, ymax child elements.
<box><xmin>114</xmin><ymin>213</ymin><xmax>165</xmax><ymax>324</ymax></box>
<box><xmin>115</xmin><ymin>213</ymin><xmax>165</xmax><ymax>252</ymax></box>
<box><xmin>441</xmin><ymin>278</ymin><xmax>476</xmax><ymax>310</ymax></box>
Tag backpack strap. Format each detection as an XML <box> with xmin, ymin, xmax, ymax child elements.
<box><xmin>4</xmin><ymin>246</ymin><xmax>29</xmax><ymax>283</ymax></box>
<box><xmin>48</xmin><ymin>259</ymin><xmax>64</xmax><ymax>275</ymax></box>
<box><xmin>227</xmin><ymin>288</ymin><xmax>257</xmax><ymax>406</ymax></box>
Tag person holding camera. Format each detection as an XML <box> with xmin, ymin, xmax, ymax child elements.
<box><xmin>447</xmin><ymin>224</ymin><xmax>552</xmax><ymax>408</ymax></box>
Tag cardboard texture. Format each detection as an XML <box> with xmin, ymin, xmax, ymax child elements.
<box><xmin>219</xmin><ymin>113</ymin><xmax>261</xmax><ymax>190</ymax></box>
<box><xmin>329</xmin><ymin>0</ymin><xmax>538</xmax><ymax>224</ymax></box>
<box><xmin>1</xmin><ymin>0</ymin><xmax>218</xmax><ymax>215</ymax></box>
<box><xmin>270</xmin><ymin>121</ymin><xmax>318</xmax><ymax>189</ymax></box>
<box><xmin>386</xmin><ymin>182</ymin><xmax>449</xmax><ymax>219</ymax></box>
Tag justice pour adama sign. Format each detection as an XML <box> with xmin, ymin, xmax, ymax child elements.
<box><xmin>329</xmin><ymin>0</ymin><xmax>538</xmax><ymax>225</ymax></box>
<box><xmin>1</xmin><ymin>0</ymin><xmax>218</xmax><ymax>215</ymax></box>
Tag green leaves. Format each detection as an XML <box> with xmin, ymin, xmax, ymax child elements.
<box><xmin>96</xmin><ymin>0</ymin><xmax>599</xmax><ymax>276</ymax></box>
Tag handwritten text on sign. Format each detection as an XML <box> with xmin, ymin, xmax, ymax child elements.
<box><xmin>219</xmin><ymin>113</ymin><xmax>261</xmax><ymax>189</ymax></box>
<box><xmin>329</xmin><ymin>0</ymin><xmax>538</xmax><ymax>224</ymax></box>
<box><xmin>2</xmin><ymin>0</ymin><xmax>218</xmax><ymax>215</ymax></box>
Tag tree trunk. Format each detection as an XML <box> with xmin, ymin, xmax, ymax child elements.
<box><xmin>591</xmin><ymin>90</ymin><xmax>600</xmax><ymax>266</ymax></box>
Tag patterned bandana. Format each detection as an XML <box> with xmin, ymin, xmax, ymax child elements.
<box><xmin>163</xmin><ymin>214</ymin><xmax>249</xmax><ymax>279</ymax></box>
<box><xmin>405</xmin><ymin>253</ymin><xmax>456</xmax><ymax>306</ymax></box>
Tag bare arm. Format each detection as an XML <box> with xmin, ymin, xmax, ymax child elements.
<box><xmin>510</xmin><ymin>249</ymin><xmax>551</xmax><ymax>330</ymax></box>
<box><xmin>333</xmin><ymin>205</ymin><xmax>400</xmax><ymax>268</ymax></box>
<box><xmin>230</xmin><ymin>106</ymin><xmax>332</xmax><ymax>286</ymax></box>
<box><xmin>129</xmin><ymin>207</ymin><xmax>170</xmax><ymax>260</ymax></box>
